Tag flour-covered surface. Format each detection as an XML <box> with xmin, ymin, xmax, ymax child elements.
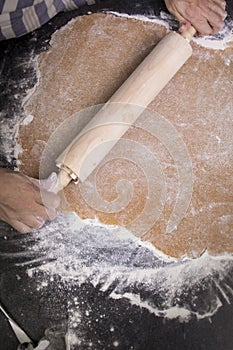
<box><xmin>1</xmin><ymin>212</ymin><xmax>233</xmax><ymax>349</ymax></box>
<box><xmin>0</xmin><ymin>43</ymin><xmax>37</xmax><ymax>168</ymax></box>
<box><xmin>108</xmin><ymin>11</ymin><xmax>233</xmax><ymax>50</ymax></box>
<box><xmin>21</xmin><ymin>214</ymin><xmax>233</xmax><ymax>321</ymax></box>
<box><xmin>1</xmin><ymin>1</ymin><xmax>233</xmax><ymax>350</ymax></box>
<box><xmin>0</xmin><ymin>13</ymin><xmax>74</xmax><ymax>171</ymax></box>
<box><xmin>18</xmin><ymin>13</ymin><xmax>233</xmax><ymax>258</ymax></box>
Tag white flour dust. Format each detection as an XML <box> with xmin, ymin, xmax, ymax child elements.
<box><xmin>108</xmin><ymin>11</ymin><xmax>233</xmax><ymax>50</ymax></box>
<box><xmin>1</xmin><ymin>11</ymin><xmax>233</xmax><ymax>346</ymax></box>
<box><xmin>0</xmin><ymin>51</ymin><xmax>38</xmax><ymax>167</ymax></box>
<box><xmin>18</xmin><ymin>213</ymin><xmax>233</xmax><ymax>323</ymax></box>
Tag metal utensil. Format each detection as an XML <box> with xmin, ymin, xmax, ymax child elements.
<box><xmin>0</xmin><ymin>301</ymin><xmax>35</xmax><ymax>349</ymax></box>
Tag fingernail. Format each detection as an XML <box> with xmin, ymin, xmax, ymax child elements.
<box><xmin>36</xmin><ymin>216</ymin><xmax>44</xmax><ymax>224</ymax></box>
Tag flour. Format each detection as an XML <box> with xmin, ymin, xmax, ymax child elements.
<box><xmin>108</xmin><ymin>11</ymin><xmax>233</xmax><ymax>50</ymax></box>
<box><xmin>1</xmin><ymin>9</ymin><xmax>233</xmax><ymax>349</ymax></box>
<box><xmin>0</xmin><ymin>51</ymin><xmax>38</xmax><ymax>168</ymax></box>
<box><xmin>0</xmin><ymin>114</ymin><xmax>20</xmax><ymax>164</ymax></box>
<box><xmin>17</xmin><ymin>213</ymin><xmax>233</xmax><ymax>326</ymax></box>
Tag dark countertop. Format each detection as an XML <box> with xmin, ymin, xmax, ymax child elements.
<box><xmin>0</xmin><ymin>1</ymin><xmax>233</xmax><ymax>349</ymax></box>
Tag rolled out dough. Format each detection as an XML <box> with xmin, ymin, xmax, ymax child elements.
<box><xmin>18</xmin><ymin>14</ymin><xmax>233</xmax><ymax>258</ymax></box>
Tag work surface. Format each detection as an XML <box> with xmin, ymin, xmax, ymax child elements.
<box><xmin>0</xmin><ymin>0</ymin><xmax>233</xmax><ymax>349</ymax></box>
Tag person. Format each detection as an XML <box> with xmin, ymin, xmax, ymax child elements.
<box><xmin>164</xmin><ymin>0</ymin><xmax>227</xmax><ymax>35</ymax></box>
<box><xmin>0</xmin><ymin>0</ymin><xmax>227</xmax><ymax>40</ymax></box>
<box><xmin>0</xmin><ymin>0</ymin><xmax>227</xmax><ymax>233</ymax></box>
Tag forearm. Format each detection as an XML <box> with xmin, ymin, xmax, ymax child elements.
<box><xmin>0</xmin><ymin>0</ymin><xmax>105</xmax><ymax>41</ymax></box>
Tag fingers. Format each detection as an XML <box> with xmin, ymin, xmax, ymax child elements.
<box><xmin>23</xmin><ymin>180</ymin><xmax>60</xmax><ymax>229</ymax></box>
<box><xmin>27</xmin><ymin>173</ymin><xmax>61</xmax><ymax>210</ymax></box>
<box><xmin>209</xmin><ymin>0</ymin><xmax>227</xmax><ymax>17</ymax></box>
<box><xmin>164</xmin><ymin>0</ymin><xmax>227</xmax><ymax>36</ymax></box>
<box><xmin>27</xmin><ymin>176</ymin><xmax>40</xmax><ymax>188</ymax></box>
<box><xmin>183</xmin><ymin>4</ymin><xmax>225</xmax><ymax>35</ymax></box>
<box><xmin>10</xmin><ymin>204</ymin><xmax>57</xmax><ymax>234</ymax></box>
<box><xmin>198</xmin><ymin>2</ymin><xmax>227</xmax><ymax>34</ymax></box>
<box><xmin>39</xmin><ymin>172</ymin><xmax>59</xmax><ymax>191</ymax></box>
<box><xmin>28</xmin><ymin>172</ymin><xmax>58</xmax><ymax>191</ymax></box>
<box><xmin>34</xmin><ymin>203</ymin><xmax>57</xmax><ymax>221</ymax></box>
<box><xmin>213</xmin><ymin>0</ymin><xmax>226</xmax><ymax>11</ymax></box>
<box><xmin>20</xmin><ymin>215</ymin><xmax>45</xmax><ymax>230</ymax></box>
<box><xmin>191</xmin><ymin>18</ymin><xmax>213</xmax><ymax>36</ymax></box>
<box><xmin>207</xmin><ymin>4</ymin><xmax>227</xmax><ymax>34</ymax></box>
<box><xmin>11</xmin><ymin>220</ymin><xmax>33</xmax><ymax>234</ymax></box>
<box><xmin>11</xmin><ymin>216</ymin><xmax>45</xmax><ymax>234</ymax></box>
<box><xmin>165</xmin><ymin>0</ymin><xmax>185</xmax><ymax>22</ymax></box>
<box><xmin>0</xmin><ymin>169</ymin><xmax>60</xmax><ymax>234</ymax></box>
<box><xmin>25</xmin><ymin>201</ymin><xmax>58</xmax><ymax>223</ymax></box>
<box><xmin>36</xmin><ymin>190</ymin><xmax>60</xmax><ymax>210</ymax></box>
<box><xmin>7</xmin><ymin>199</ymin><xmax>58</xmax><ymax>233</ymax></box>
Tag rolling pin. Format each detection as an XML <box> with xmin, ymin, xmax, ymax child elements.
<box><xmin>55</xmin><ymin>26</ymin><xmax>196</xmax><ymax>192</ymax></box>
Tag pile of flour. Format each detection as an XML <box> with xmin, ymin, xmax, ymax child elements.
<box><xmin>18</xmin><ymin>213</ymin><xmax>233</xmax><ymax>322</ymax></box>
<box><xmin>1</xmin><ymin>10</ymin><xmax>233</xmax><ymax>349</ymax></box>
<box><xmin>108</xmin><ymin>11</ymin><xmax>233</xmax><ymax>50</ymax></box>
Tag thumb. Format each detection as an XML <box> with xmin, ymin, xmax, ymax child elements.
<box><xmin>164</xmin><ymin>0</ymin><xmax>186</xmax><ymax>23</ymax></box>
<box><xmin>39</xmin><ymin>172</ymin><xmax>59</xmax><ymax>191</ymax></box>
<box><xmin>179</xmin><ymin>21</ymin><xmax>193</xmax><ymax>34</ymax></box>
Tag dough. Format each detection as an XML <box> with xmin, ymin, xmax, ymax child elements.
<box><xmin>18</xmin><ymin>14</ymin><xmax>233</xmax><ymax>258</ymax></box>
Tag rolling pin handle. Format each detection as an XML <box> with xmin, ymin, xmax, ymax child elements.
<box><xmin>54</xmin><ymin>168</ymin><xmax>73</xmax><ymax>193</ymax></box>
<box><xmin>180</xmin><ymin>25</ymin><xmax>196</xmax><ymax>42</ymax></box>
<box><xmin>55</xmin><ymin>26</ymin><xmax>195</xmax><ymax>184</ymax></box>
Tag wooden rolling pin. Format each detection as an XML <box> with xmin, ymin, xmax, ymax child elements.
<box><xmin>55</xmin><ymin>26</ymin><xmax>196</xmax><ymax>191</ymax></box>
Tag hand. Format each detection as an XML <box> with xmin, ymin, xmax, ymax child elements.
<box><xmin>0</xmin><ymin>168</ymin><xmax>60</xmax><ymax>233</ymax></box>
<box><xmin>164</xmin><ymin>0</ymin><xmax>227</xmax><ymax>35</ymax></box>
